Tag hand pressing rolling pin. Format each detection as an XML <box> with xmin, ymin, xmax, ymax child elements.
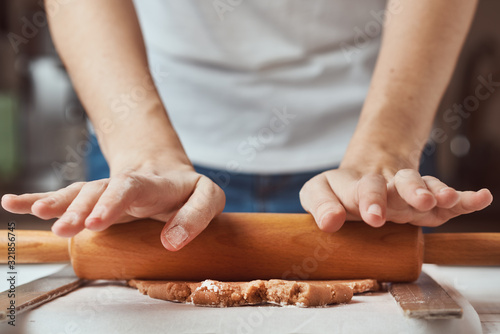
<box><xmin>1</xmin><ymin>0</ymin><xmax>493</xmax><ymax>250</ymax></box>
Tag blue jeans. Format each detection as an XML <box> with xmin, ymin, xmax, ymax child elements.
<box><xmin>194</xmin><ymin>165</ymin><xmax>326</xmax><ymax>213</ymax></box>
<box><xmin>86</xmin><ymin>135</ymin><xmax>437</xmax><ymax>214</ymax></box>
<box><xmin>86</xmin><ymin>135</ymin><xmax>325</xmax><ymax>213</ymax></box>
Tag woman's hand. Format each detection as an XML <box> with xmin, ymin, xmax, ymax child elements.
<box><xmin>1</xmin><ymin>161</ymin><xmax>225</xmax><ymax>251</ymax></box>
<box><xmin>300</xmin><ymin>166</ymin><xmax>492</xmax><ymax>232</ymax></box>
<box><xmin>300</xmin><ymin>0</ymin><xmax>489</xmax><ymax>232</ymax></box>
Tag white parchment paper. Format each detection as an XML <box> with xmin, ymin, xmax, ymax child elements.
<box><xmin>0</xmin><ymin>264</ymin><xmax>484</xmax><ymax>334</ymax></box>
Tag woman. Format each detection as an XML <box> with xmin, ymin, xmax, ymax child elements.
<box><xmin>2</xmin><ymin>0</ymin><xmax>492</xmax><ymax>251</ymax></box>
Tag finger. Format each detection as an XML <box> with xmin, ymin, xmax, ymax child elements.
<box><xmin>394</xmin><ymin>169</ymin><xmax>436</xmax><ymax>211</ymax></box>
<box><xmin>52</xmin><ymin>181</ymin><xmax>107</xmax><ymax>237</ymax></box>
<box><xmin>31</xmin><ymin>182</ymin><xmax>86</xmax><ymax>219</ymax></box>
<box><xmin>299</xmin><ymin>175</ymin><xmax>346</xmax><ymax>233</ymax></box>
<box><xmin>2</xmin><ymin>192</ymin><xmax>55</xmax><ymax>214</ymax></box>
<box><xmin>422</xmin><ymin>176</ymin><xmax>459</xmax><ymax>209</ymax></box>
<box><xmin>412</xmin><ymin>188</ymin><xmax>493</xmax><ymax>227</ymax></box>
<box><xmin>161</xmin><ymin>176</ymin><xmax>225</xmax><ymax>251</ymax></box>
<box><xmin>450</xmin><ymin>188</ymin><xmax>493</xmax><ymax>213</ymax></box>
<box><xmin>357</xmin><ymin>173</ymin><xmax>387</xmax><ymax>227</ymax></box>
<box><xmin>84</xmin><ymin>175</ymin><xmax>140</xmax><ymax>231</ymax></box>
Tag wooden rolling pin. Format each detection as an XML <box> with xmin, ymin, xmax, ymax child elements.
<box><xmin>1</xmin><ymin>213</ymin><xmax>499</xmax><ymax>282</ymax></box>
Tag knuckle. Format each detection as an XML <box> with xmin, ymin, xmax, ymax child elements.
<box><xmin>359</xmin><ymin>176</ymin><xmax>386</xmax><ymax>191</ymax></box>
<box><xmin>53</xmin><ymin>189</ymin><xmax>71</xmax><ymax>202</ymax></box>
<box><xmin>189</xmin><ymin>176</ymin><xmax>225</xmax><ymax>217</ymax></box>
<box><xmin>214</xmin><ymin>185</ymin><xmax>226</xmax><ymax>203</ymax></box>
<box><xmin>200</xmin><ymin>176</ymin><xmax>222</xmax><ymax>198</ymax></box>
<box><xmin>298</xmin><ymin>184</ymin><xmax>310</xmax><ymax>201</ymax></box>
<box><xmin>185</xmin><ymin>200</ymin><xmax>206</xmax><ymax>215</ymax></box>
<box><xmin>421</xmin><ymin>175</ymin><xmax>433</xmax><ymax>183</ymax></box>
<box><xmin>396</xmin><ymin>168</ymin><xmax>417</xmax><ymax>180</ymax></box>
<box><xmin>299</xmin><ymin>175</ymin><xmax>327</xmax><ymax>201</ymax></box>
<box><xmin>82</xmin><ymin>182</ymin><xmax>105</xmax><ymax>195</ymax></box>
<box><xmin>93</xmin><ymin>178</ymin><xmax>108</xmax><ymax>187</ymax></box>
<box><xmin>95</xmin><ymin>179</ymin><xmax>108</xmax><ymax>192</ymax></box>
<box><xmin>188</xmin><ymin>200</ymin><xmax>214</xmax><ymax>220</ymax></box>
<box><xmin>315</xmin><ymin>199</ymin><xmax>342</xmax><ymax>216</ymax></box>
<box><xmin>67</xmin><ymin>182</ymin><xmax>85</xmax><ymax>190</ymax></box>
<box><xmin>363</xmin><ymin>191</ymin><xmax>385</xmax><ymax>203</ymax></box>
<box><xmin>362</xmin><ymin>172</ymin><xmax>382</xmax><ymax>181</ymax></box>
<box><xmin>80</xmin><ymin>183</ymin><xmax>92</xmax><ymax>193</ymax></box>
<box><xmin>80</xmin><ymin>181</ymin><xmax>93</xmax><ymax>190</ymax></box>
<box><xmin>62</xmin><ymin>209</ymin><xmax>83</xmax><ymax>221</ymax></box>
<box><xmin>209</xmin><ymin>190</ymin><xmax>225</xmax><ymax>214</ymax></box>
<box><xmin>157</xmin><ymin>177</ymin><xmax>175</xmax><ymax>195</ymax></box>
<box><xmin>120</xmin><ymin>173</ymin><xmax>143</xmax><ymax>190</ymax></box>
<box><xmin>401</xmin><ymin>168</ymin><xmax>416</xmax><ymax>174</ymax></box>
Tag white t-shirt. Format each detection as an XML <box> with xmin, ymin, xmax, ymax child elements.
<box><xmin>133</xmin><ymin>0</ymin><xmax>386</xmax><ymax>173</ymax></box>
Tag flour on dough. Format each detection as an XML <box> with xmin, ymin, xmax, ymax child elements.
<box><xmin>128</xmin><ymin>279</ymin><xmax>379</xmax><ymax>307</ymax></box>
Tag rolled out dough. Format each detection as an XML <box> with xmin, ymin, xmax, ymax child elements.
<box><xmin>128</xmin><ymin>279</ymin><xmax>379</xmax><ymax>307</ymax></box>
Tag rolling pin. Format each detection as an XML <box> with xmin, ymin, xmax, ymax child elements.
<box><xmin>1</xmin><ymin>213</ymin><xmax>499</xmax><ymax>282</ymax></box>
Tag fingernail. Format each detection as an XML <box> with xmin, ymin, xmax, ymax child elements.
<box><xmin>164</xmin><ymin>225</ymin><xmax>189</xmax><ymax>250</ymax></box>
<box><xmin>40</xmin><ymin>197</ymin><xmax>56</xmax><ymax>206</ymax></box>
<box><xmin>367</xmin><ymin>204</ymin><xmax>382</xmax><ymax>218</ymax></box>
<box><xmin>416</xmin><ymin>188</ymin><xmax>431</xmax><ymax>196</ymax></box>
<box><xmin>85</xmin><ymin>218</ymin><xmax>104</xmax><ymax>231</ymax></box>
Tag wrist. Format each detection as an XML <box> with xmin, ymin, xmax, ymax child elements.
<box><xmin>340</xmin><ymin>140</ymin><xmax>420</xmax><ymax>179</ymax></box>
<box><xmin>109</xmin><ymin>153</ymin><xmax>194</xmax><ymax>177</ymax></box>
<box><xmin>102</xmin><ymin>133</ymin><xmax>193</xmax><ymax>176</ymax></box>
<box><xmin>90</xmin><ymin>104</ymin><xmax>193</xmax><ymax>176</ymax></box>
<box><xmin>341</xmin><ymin>114</ymin><xmax>428</xmax><ymax>175</ymax></box>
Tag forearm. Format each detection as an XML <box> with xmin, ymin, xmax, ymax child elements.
<box><xmin>46</xmin><ymin>0</ymin><xmax>190</xmax><ymax>173</ymax></box>
<box><xmin>343</xmin><ymin>0</ymin><xmax>478</xmax><ymax>173</ymax></box>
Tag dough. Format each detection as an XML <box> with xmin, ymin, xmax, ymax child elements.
<box><xmin>128</xmin><ymin>279</ymin><xmax>379</xmax><ymax>307</ymax></box>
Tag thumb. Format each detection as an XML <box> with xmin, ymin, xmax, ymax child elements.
<box><xmin>160</xmin><ymin>176</ymin><xmax>226</xmax><ymax>251</ymax></box>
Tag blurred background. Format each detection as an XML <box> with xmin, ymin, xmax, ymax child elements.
<box><xmin>0</xmin><ymin>0</ymin><xmax>499</xmax><ymax>232</ymax></box>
